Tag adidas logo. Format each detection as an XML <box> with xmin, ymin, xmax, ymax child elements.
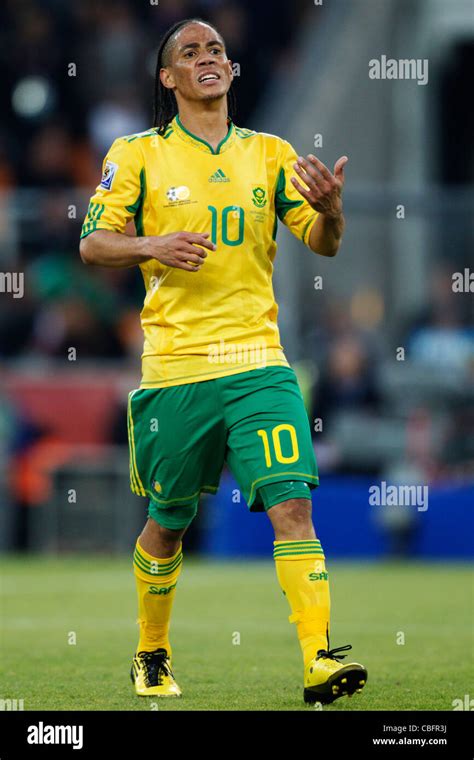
<box><xmin>208</xmin><ymin>169</ymin><xmax>230</xmax><ymax>183</ymax></box>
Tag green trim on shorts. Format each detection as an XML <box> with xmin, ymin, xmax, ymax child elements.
<box><xmin>248</xmin><ymin>472</ymin><xmax>319</xmax><ymax>507</ymax></box>
<box><xmin>148</xmin><ymin>500</ymin><xmax>198</xmax><ymax>530</ymax></box>
<box><xmin>258</xmin><ymin>480</ymin><xmax>314</xmax><ymax>511</ymax></box>
<box><xmin>147</xmin><ymin>485</ymin><xmax>218</xmax><ymax>506</ymax></box>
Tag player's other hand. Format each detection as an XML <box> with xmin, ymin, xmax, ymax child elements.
<box><xmin>291</xmin><ymin>155</ymin><xmax>348</xmax><ymax>219</ymax></box>
<box><xmin>146</xmin><ymin>232</ymin><xmax>216</xmax><ymax>271</ymax></box>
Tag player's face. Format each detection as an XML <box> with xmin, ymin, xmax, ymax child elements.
<box><xmin>161</xmin><ymin>22</ymin><xmax>233</xmax><ymax>104</ymax></box>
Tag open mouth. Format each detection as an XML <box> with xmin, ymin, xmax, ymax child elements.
<box><xmin>197</xmin><ymin>72</ymin><xmax>220</xmax><ymax>84</ymax></box>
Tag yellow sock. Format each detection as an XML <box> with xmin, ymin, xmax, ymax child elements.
<box><xmin>133</xmin><ymin>538</ymin><xmax>183</xmax><ymax>658</ymax></box>
<box><xmin>273</xmin><ymin>538</ymin><xmax>331</xmax><ymax>668</ymax></box>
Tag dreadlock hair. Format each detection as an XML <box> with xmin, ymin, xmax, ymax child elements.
<box><xmin>153</xmin><ymin>17</ymin><xmax>237</xmax><ymax>134</ymax></box>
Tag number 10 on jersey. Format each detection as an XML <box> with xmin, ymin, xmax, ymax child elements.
<box><xmin>208</xmin><ymin>205</ymin><xmax>245</xmax><ymax>247</ymax></box>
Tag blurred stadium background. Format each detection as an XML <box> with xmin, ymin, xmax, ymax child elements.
<box><xmin>0</xmin><ymin>0</ymin><xmax>474</xmax><ymax>709</ymax></box>
<box><xmin>0</xmin><ymin>0</ymin><xmax>472</xmax><ymax>560</ymax></box>
<box><xmin>0</xmin><ymin>0</ymin><xmax>473</xmax><ymax>711</ymax></box>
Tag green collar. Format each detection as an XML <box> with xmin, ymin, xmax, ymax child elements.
<box><xmin>173</xmin><ymin>114</ymin><xmax>235</xmax><ymax>155</ymax></box>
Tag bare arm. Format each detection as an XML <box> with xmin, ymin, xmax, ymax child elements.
<box><xmin>291</xmin><ymin>153</ymin><xmax>348</xmax><ymax>257</ymax></box>
<box><xmin>79</xmin><ymin>229</ymin><xmax>216</xmax><ymax>271</ymax></box>
<box><xmin>308</xmin><ymin>211</ymin><xmax>345</xmax><ymax>258</ymax></box>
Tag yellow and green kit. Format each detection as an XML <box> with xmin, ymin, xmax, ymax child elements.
<box><xmin>81</xmin><ymin>114</ymin><xmax>361</xmax><ymax>698</ymax></box>
<box><xmin>81</xmin><ymin>115</ymin><xmax>320</xmax><ymax>522</ymax></box>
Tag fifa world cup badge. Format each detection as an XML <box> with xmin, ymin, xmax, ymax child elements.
<box><xmin>100</xmin><ymin>160</ymin><xmax>118</xmax><ymax>191</ymax></box>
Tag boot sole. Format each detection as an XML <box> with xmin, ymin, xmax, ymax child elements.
<box><xmin>304</xmin><ymin>664</ymin><xmax>368</xmax><ymax>705</ymax></box>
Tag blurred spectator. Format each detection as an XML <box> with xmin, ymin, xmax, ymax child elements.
<box><xmin>88</xmin><ymin>97</ymin><xmax>147</xmax><ymax>156</ymax></box>
<box><xmin>406</xmin><ymin>268</ymin><xmax>474</xmax><ymax>370</ymax></box>
<box><xmin>313</xmin><ymin>334</ymin><xmax>380</xmax><ymax>426</ymax></box>
<box><xmin>23</xmin><ymin>124</ymin><xmax>74</xmax><ymax>188</ymax></box>
<box><xmin>26</xmin><ymin>253</ymin><xmax>125</xmax><ymax>358</ymax></box>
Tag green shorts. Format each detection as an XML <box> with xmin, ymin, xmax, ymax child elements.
<box><xmin>127</xmin><ymin>366</ymin><xmax>318</xmax><ymax>527</ymax></box>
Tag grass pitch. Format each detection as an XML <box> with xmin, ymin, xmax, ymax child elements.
<box><xmin>0</xmin><ymin>556</ymin><xmax>472</xmax><ymax>711</ymax></box>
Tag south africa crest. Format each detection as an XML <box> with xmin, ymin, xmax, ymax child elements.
<box><xmin>251</xmin><ymin>186</ymin><xmax>267</xmax><ymax>208</ymax></box>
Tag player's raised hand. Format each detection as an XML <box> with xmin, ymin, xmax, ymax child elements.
<box><xmin>291</xmin><ymin>154</ymin><xmax>348</xmax><ymax>219</ymax></box>
<box><xmin>146</xmin><ymin>232</ymin><xmax>216</xmax><ymax>271</ymax></box>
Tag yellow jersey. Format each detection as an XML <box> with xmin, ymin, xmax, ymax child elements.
<box><xmin>81</xmin><ymin>115</ymin><xmax>319</xmax><ymax>388</ymax></box>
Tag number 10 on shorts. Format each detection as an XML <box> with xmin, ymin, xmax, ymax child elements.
<box><xmin>257</xmin><ymin>424</ymin><xmax>299</xmax><ymax>468</ymax></box>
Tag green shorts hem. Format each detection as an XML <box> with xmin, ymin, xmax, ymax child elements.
<box><xmin>147</xmin><ymin>500</ymin><xmax>198</xmax><ymax>530</ymax></box>
<box><xmin>146</xmin><ymin>485</ymin><xmax>218</xmax><ymax>507</ymax></box>
<box><xmin>248</xmin><ymin>473</ymin><xmax>319</xmax><ymax>511</ymax></box>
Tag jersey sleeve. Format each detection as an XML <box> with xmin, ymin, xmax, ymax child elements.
<box><xmin>80</xmin><ymin>137</ymin><xmax>144</xmax><ymax>239</ymax></box>
<box><xmin>275</xmin><ymin>139</ymin><xmax>319</xmax><ymax>246</ymax></box>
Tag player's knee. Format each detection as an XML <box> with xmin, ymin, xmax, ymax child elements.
<box><xmin>153</xmin><ymin>521</ymin><xmax>186</xmax><ymax>543</ymax></box>
<box><xmin>282</xmin><ymin>497</ymin><xmax>313</xmax><ymax>513</ymax></box>
<box><xmin>273</xmin><ymin>497</ymin><xmax>313</xmax><ymax>524</ymax></box>
<box><xmin>269</xmin><ymin>500</ymin><xmax>315</xmax><ymax>540</ymax></box>
<box><xmin>263</xmin><ymin>483</ymin><xmax>315</xmax><ymax>538</ymax></box>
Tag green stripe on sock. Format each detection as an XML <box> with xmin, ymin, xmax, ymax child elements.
<box><xmin>273</xmin><ymin>544</ymin><xmax>323</xmax><ymax>552</ymax></box>
<box><xmin>274</xmin><ymin>549</ymin><xmax>322</xmax><ymax>553</ymax></box>
<box><xmin>134</xmin><ymin>554</ymin><xmax>183</xmax><ymax>575</ymax></box>
<box><xmin>133</xmin><ymin>549</ymin><xmax>183</xmax><ymax>575</ymax></box>
<box><xmin>153</xmin><ymin>556</ymin><xmax>183</xmax><ymax>575</ymax></box>
<box><xmin>134</xmin><ymin>553</ymin><xmax>183</xmax><ymax>575</ymax></box>
<box><xmin>274</xmin><ymin>540</ymin><xmax>322</xmax><ymax>547</ymax></box>
<box><xmin>133</xmin><ymin>554</ymin><xmax>183</xmax><ymax>577</ymax></box>
<box><xmin>134</xmin><ymin>546</ymin><xmax>182</xmax><ymax>570</ymax></box>
<box><xmin>274</xmin><ymin>546</ymin><xmax>322</xmax><ymax>552</ymax></box>
<box><xmin>273</xmin><ymin>548</ymin><xmax>325</xmax><ymax>554</ymax></box>
<box><xmin>273</xmin><ymin>549</ymin><xmax>325</xmax><ymax>558</ymax></box>
<box><xmin>273</xmin><ymin>547</ymin><xmax>324</xmax><ymax>553</ymax></box>
<box><xmin>274</xmin><ymin>550</ymin><xmax>322</xmax><ymax>556</ymax></box>
<box><xmin>133</xmin><ymin>553</ymin><xmax>153</xmax><ymax>574</ymax></box>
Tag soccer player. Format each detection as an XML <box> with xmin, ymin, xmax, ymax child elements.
<box><xmin>80</xmin><ymin>18</ymin><xmax>367</xmax><ymax>705</ymax></box>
